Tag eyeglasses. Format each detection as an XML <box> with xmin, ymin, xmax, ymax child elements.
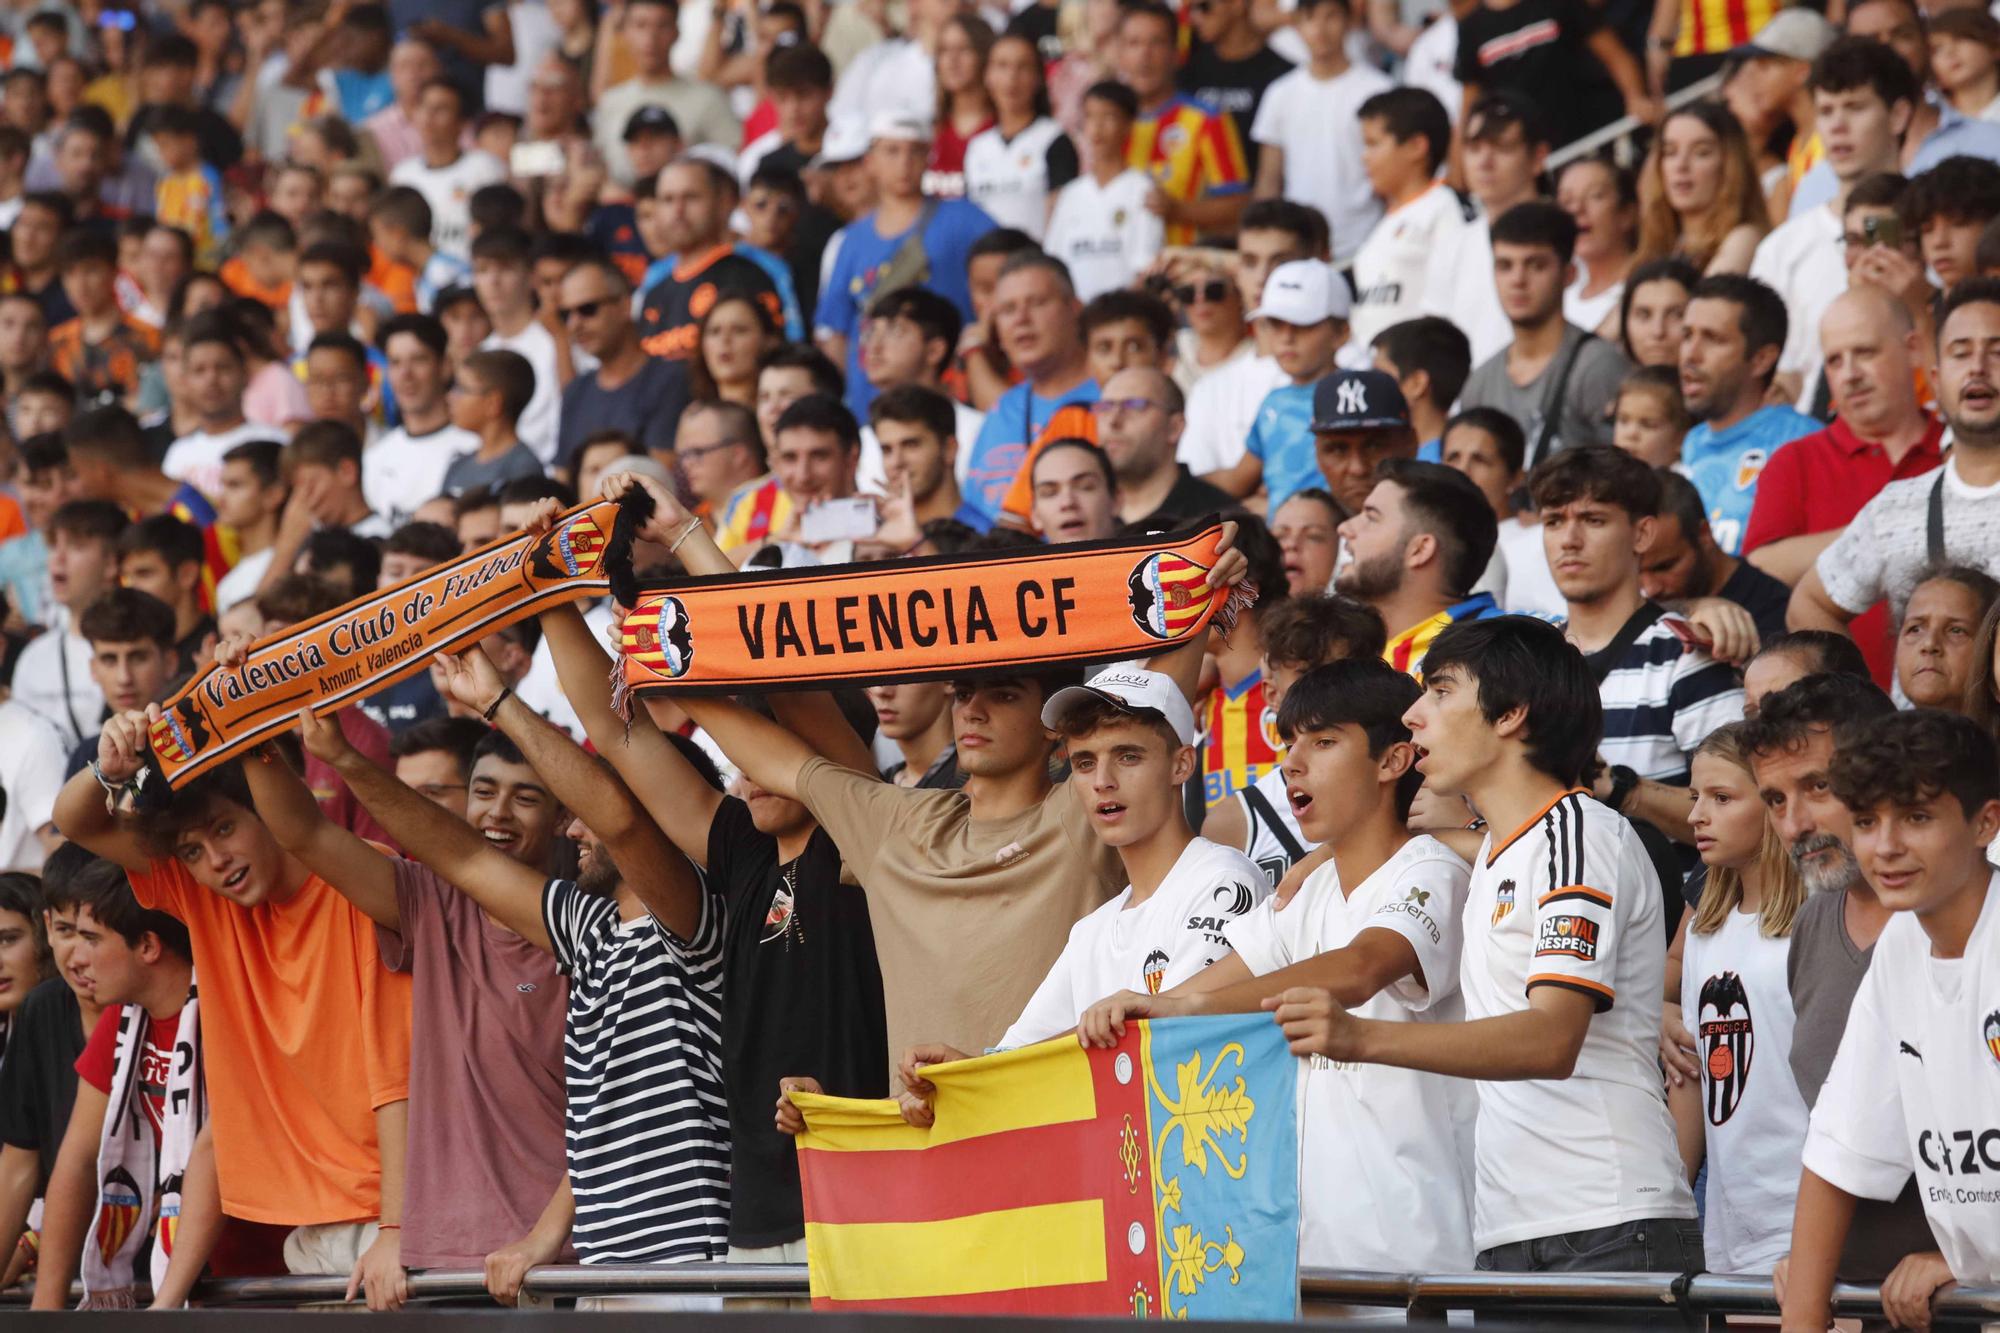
<box><xmin>1174</xmin><ymin>280</ymin><xmax>1231</xmax><ymax>305</ymax></box>
<box><xmin>1092</xmin><ymin>397</ymin><xmax>1163</xmax><ymax>416</ymax></box>
<box><xmin>561</xmin><ymin>299</ymin><xmax>609</xmax><ymax>322</ymax></box>
<box><xmin>678</xmin><ymin>438</ymin><xmax>750</xmax><ymax>463</ymax></box>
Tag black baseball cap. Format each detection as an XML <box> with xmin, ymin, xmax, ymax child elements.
<box><xmin>1310</xmin><ymin>370</ymin><xmax>1410</xmax><ymax>433</ymax></box>
<box><xmin>623</xmin><ymin>105</ymin><xmax>682</xmax><ymax>143</ymax></box>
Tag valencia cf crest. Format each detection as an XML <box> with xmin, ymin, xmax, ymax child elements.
<box><xmin>530</xmin><ymin>512</ymin><xmax>609</xmax><ymax>580</ymax></box>
<box><xmin>1734</xmin><ymin>449</ymin><xmax>1769</xmax><ymax>491</ymax></box>
<box><xmin>1143</xmin><ymin>947</ymin><xmax>1170</xmax><ymax>995</ymax></box>
<box><xmin>1985</xmin><ymin>1009</ymin><xmax>2000</xmax><ymax>1068</ymax></box>
<box><xmin>1699</xmin><ymin>971</ymin><xmax>1755</xmax><ymax>1125</ymax></box>
<box><xmin>651</xmin><ymin>597</ymin><xmax>695</xmax><ymax>679</ymax></box>
<box><xmin>1491</xmin><ymin>879</ymin><xmax>1516</xmax><ymax>925</ymax></box>
<box><xmin>1128</xmin><ymin>552</ymin><xmax>1213</xmax><ymax>641</ymax></box>
<box><xmin>95</xmin><ymin>1165</ymin><xmax>144</xmax><ymax>1260</ymax></box>
<box><xmin>151</xmin><ymin>698</ymin><xmax>209</xmax><ymax>762</ymax></box>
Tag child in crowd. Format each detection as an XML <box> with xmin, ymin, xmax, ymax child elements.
<box><xmin>151</xmin><ymin>107</ymin><xmax>229</xmax><ymax>267</ymax></box>
<box><xmin>1611</xmin><ymin>365</ymin><xmax>1691</xmax><ymax>469</ymax></box>
<box><xmin>441</xmin><ymin>350</ymin><xmax>545</xmax><ymax>495</ymax></box>
<box><xmin>1042</xmin><ymin>81</ymin><xmax>1163</xmax><ymax>302</ymax></box>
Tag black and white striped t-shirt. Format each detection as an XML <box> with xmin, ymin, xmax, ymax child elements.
<box><xmin>1585</xmin><ymin>606</ymin><xmax>1745</xmax><ymax>785</ymax></box>
<box><xmin>542</xmin><ymin>879</ymin><xmax>730</xmax><ymax>1264</ymax></box>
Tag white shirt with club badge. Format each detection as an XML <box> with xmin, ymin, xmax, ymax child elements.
<box><xmin>1224</xmin><ymin>834</ymin><xmax>1478</xmax><ymax>1272</ymax></box>
<box><xmin>998</xmin><ymin>836</ymin><xmax>1268</xmax><ymax>1049</ymax></box>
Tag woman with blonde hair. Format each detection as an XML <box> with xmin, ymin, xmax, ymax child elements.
<box><xmin>1663</xmin><ymin>722</ymin><xmax>1810</xmax><ymax>1277</ymax></box>
<box><xmin>1635</xmin><ymin>103</ymin><xmax>1769</xmax><ymax>274</ymax></box>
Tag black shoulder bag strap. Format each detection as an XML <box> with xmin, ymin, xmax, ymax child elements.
<box><xmin>1585</xmin><ymin>601</ymin><xmax>1670</xmax><ymax>687</ymax></box>
<box><xmin>1527</xmin><ymin>331</ymin><xmax>1595</xmax><ymax>472</ymax></box>
<box><xmin>1241</xmin><ymin>783</ymin><xmax>1307</xmax><ymax>863</ymax></box>
<box><xmin>1927</xmin><ymin>469</ymin><xmax>1948</xmax><ymax>565</ymax></box>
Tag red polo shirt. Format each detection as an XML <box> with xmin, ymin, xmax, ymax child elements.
<box><xmin>1743</xmin><ymin>413</ymin><xmax>1945</xmax><ymax>687</ymax></box>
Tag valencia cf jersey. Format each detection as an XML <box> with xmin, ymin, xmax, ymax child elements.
<box><xmin>638</xmin><ymin>247</ymin><xmax>783</xmax><ymax>362</ymax></box>
<box><xmin>1202</xmin><ymin>670</ymin><xmax>1280</xmax><ymax>809</ymax></box>
<box><xmin>1383</xmin><ymin>592</ymin><xmax>1502</xmax><ymax>678</ymax></box>
<box><xmin>1125</xmin><ymin>93</ymin><xmax>1248</xmax><ymax>246</ymax></box>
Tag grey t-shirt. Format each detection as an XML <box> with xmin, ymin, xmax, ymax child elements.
<box><xmin>441</xmin><ymin>441</ymin><xmax>545</xmax><ymax>495</ymax></box>
<box><xmin>1460</xmin><ymin>322</ymin><xmax>1630</xmax><ymax>465</ymax></box>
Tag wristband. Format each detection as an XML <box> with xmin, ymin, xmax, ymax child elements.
<box><xmin>481</xmin><ymin>686</ymin><xmax>514</xmax><ymax>722</ymax></box>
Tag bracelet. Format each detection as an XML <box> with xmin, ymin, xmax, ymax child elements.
<box><xmin>668</xmin><ymin>516</ymin><xmax>704</xmax><ymax>552</ymax></box>
<box><xmin>481</xmin><ymin>686</ymin><xmax>514</xmax><ymax>722</ymax></box>
<box><xmin>375</xmin><ymin>1224</ymin><xmax>401</xmax><ymax>1231</ymax></box>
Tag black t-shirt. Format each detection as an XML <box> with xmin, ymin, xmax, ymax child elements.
<box><xmin>0</xmin><ymin>978</ymin><xmax>85</xmax><ymax>1188</ymax></box>
<box><xmin>557</xmin><ymin>357</ymin><xmax>689</xmax><ymax>466</ymax></box>
<box><xmin>786</xmin><ymin>204</ymin><xmax>844</xmax><ymax>329</ymax></box>
<box><xmin>705</xmin><ymin>796</ymin><xmax>887</xmax><ymax>1248</ymax></box>
<box><xmin>1717</xmin><ymin>558</ymin><xmax>1791</xmax><ymax>646</ymax></box>
<box><xmin>1452</xmin><ymin>0</ymin><xmax>1620</xmax><ymax>147</ymax></box>
<box><xmin>1131</xmin><ymin>467</ymin><xmax>1234</xmax><ymax>534</ymax></box>
<box><xmin>637</xmin><ymin>249</ymin><xmax>783</xmax><ymax>362</ymax></box>
<box><xmin>1177</xmin><ymin>43</ymin><xmax>1294</xmax><ymax>174</ymax></box>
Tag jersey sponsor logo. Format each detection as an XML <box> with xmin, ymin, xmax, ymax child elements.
<box><xmin>1143</xmin><ymin>947</ymin><xmax>1170</xmax><ymax>995</ymax></box>
<box><xmin>1254</xmin><ymin>854</ymin><xmax>1288</xmax><ymax>887</ymax></box>
<box><xmin>1917</xmin><ymin>1127</ymin><xmax>2000</xmax><ymax>1176</ymax></box>
<box><xmin>1534</xmin><ymin>912</ymin><xmax>1599</xmax><ymax>960</ymax></box>
<box><xmin>1697</xmin><ymin>970</ymin><xmax>1754</xmax><ymax>1125</ymax></box>
<box><xmin>1491</xmin><ymin>878</ymin><xmax>1516</xmax><ymax>925</ymax></box>
<box><xmin>1212</xmin><ymin>881</ymin><xmax>1255</xmax><ymax>916</ymax></box>
<box><xmin>1380</xmin><ymin>886</ymin><xmax>1442</xmax><ymax>943</ymax></box>
<box><xmin>1984</xmin><ymin>1009</ymin><xmax>2000</xmax><ymax>1066</ymax></box>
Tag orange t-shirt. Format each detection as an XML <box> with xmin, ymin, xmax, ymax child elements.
<box><xmin>997</xmin><ymin>403</ymin><xmax>1100</xmax><ymax>529</ymax></box>
<box><xmin>0</xmin><ymin>493</ymin><xmax>25</xmax><ymax>544</ymax></box>
<box><xmin>219</xmin><ymin>256</ymin><xmax>291</xmax><ymax>309</ymax></box>
<box><xmin>129</xmin><ymin>859</ymin><xmax>413</xmax><ymax>1226</ymax></box>
<box><xmin>368</xmin><ymin>246</ymin><xmax>418</xmax><ymax>315</ymax></box>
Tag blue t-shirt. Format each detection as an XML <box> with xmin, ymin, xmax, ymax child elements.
<box><xmin>816</xmin><ymin>199</ymin><xmax>997</xmax><ymax>419</ymax></box>
<box><xmin>329</xmin><ymin>69</ymin><xmax>394</xmax><ymax>123</ymax></box>
<box><xmin>1245</xmin><ymin>381</ymin><xmax>1318</xmax><ymax>512</ymax></box>
<box><xmin>1681</xmin><ymin>405</ymin><xmax>1819</xmax><ymax>555</ymax></box>
<box><xmin>962</xmin><ymin>378</ymin><xmax>1099</xmax><ymax>526</ymax></box>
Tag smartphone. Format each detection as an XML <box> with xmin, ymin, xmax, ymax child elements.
<box><xmin>510</xmin><ymin>141</ymin><xmax>565</xmax><ymax>178</ymax></box>
<box><xmin>99</xmin><ymin>9</ymin><xmax>137</xmax><ymax>28</ymax></box>
<box><xmin>798</xmin><ymin>496</ymin><xmax>879</xmax><ymax>544</ymax></box>
<box><xmin>1863</xmin><ymin>213</ymin><xmax>1903</xmax><ymax>248</ymax></box>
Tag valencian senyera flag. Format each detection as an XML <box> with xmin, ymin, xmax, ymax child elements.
<box><xmin>789</xmin><ymin>1013</ymin><xmax>1299</xmax><ymax>1319</ymax></box>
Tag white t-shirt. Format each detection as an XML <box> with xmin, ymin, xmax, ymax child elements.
<box><xmin>214</xmin><ymin>546</ymin><xmax>274</xmax><ymax>614</ymax></box>
<box><xmin>0</xmin><ymin>700</ymin><xmax>66</xmax><ymax>872</ymax></box>
<box><xmin>858</xmin><ymin>399</ymin><xmax>986</xmax><ymax>494</ymax></box>
<box><xmin>1403</xmin><ymin>16</ymin><xmax>1461</xmax><ymax>126</ymax></box>
<box><xmin>1461</xmin><ymin>789</ymin><xmax>1695</xmax><ymax>1249</ymax></box>
<box><xmin>1565</xmin><ymin>270</ymin><xmax>1623</xmax><ymax>336</ymax></box>
<box><xmin>1225</xmin><ymin>835</ymin><xmax>1478</xmax><ymax>1271</ymax></box>
<box><xmin>998</xmin><ymin>837</ymin><xmax>1268</xmax><ymax>1048</ymax></box>
<box><xmin>1423</xmin><ymin>212</ymin><xmax>1510</xmax><ymax>365</ymax></box>
<box><xmin>1235</xmin><ymin>764</ymin><xmax>1315</xmax><ymax>887</ymax></box>
<box><xmin>1818</xmin><ymin>458</ymin><xmax>2000</xmax><ymax>629</ymax></box>
<box><xmin>964</xmin><ymin>117</ymin><xmax>1073</xmax><ymax>241</ymax></box>
<box><xmin>827</xmin><ymin>37</ymin><xmax>937</xmax><ymax>131</ymax></box>
<box><xmin>1803</xmin><ymin>877</ymin><xmax>2000</xmax><ymax>1286</ymax></box>
<box><xmin>389</xmin><ymin>150</ymin><xmax>508</xmax><ymax>261</ymax></box>
<box><xmin>1250</xmin><ymin>62</ymin><xmax>1393</xmax><ymax>264</ymax></box>
<box><xmin>482</xmin><ymin>320</ymin><xmax>563</xmax><ymax>465</ymax></box>
<box><xmin>363</xmin><ymin>422</ymin><xmax>482</xmax><ymax>527</ymax></box>
<box><xmin>1490</xmin><ymin>513</ymin><xmax>1566</xmax><ymax>618</ymax></box>
<box><xmin>1681</xmin><ymin>907</ymin><xmax>1809</xmax><ymax>1275</ymax></box>
<box><xmin>1042</xmin><ymin>169</ymin><xmax>1165</xmax><ymax>303</ymax></box>
<box><xmin>1348</xmin><ymin>181</ymin><xmax>1468</xmax><ymax>353</ymax></box>
<box><xmin>1747</xmin><ymin>203</ymin><xmax>1845</xmax><ymax>411</ymax></box>
<box><xmin>11</xmin><ymin>627</ymin><xmax>101</xmax><ymax>748</ymax></box>
<box><xmin>162</xmin><ymin>421</ymin><xmax>284</xmax><ymax>501</ymax></box>
<box><xmin>1179</xmin><ymin>352</ymin><xmax>1287</xmax><ymax>476</ymax></box>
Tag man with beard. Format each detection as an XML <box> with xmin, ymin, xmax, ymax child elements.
<box><xmin>230</xmin><ymin>655</ymin><xmax>571</xmax><ymax>1296</ymax></box>
<box><xmin>1639</xmin><ymin>470</ymin><xmax>1793</xmax><ymax>644</ymax></box>
<box><xmin>1741</xmin><ymin>674</ymin><xmax>1939</xmax><ymax>1282</ymax></box>
<box><xmin>1675</xmin><ymin>275</ymin><xmax>1816</xmax><ymax>557</ymax></box>
<box><xmin>1334</xmin><ymin>459</ymin><xmax>1499</xmax><ymax>676</ymax></box>
<box><xmin>297</xmin><ymin>649</ymin><xmax>731</xmax><ymax>1273</ymax></box>
<box><xmin>1529</xmin><ymin>446</ymin><xmax>1744</xmax><ymax>847</ymax></box>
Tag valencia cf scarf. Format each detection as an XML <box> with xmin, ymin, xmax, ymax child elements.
<box><xmin>612</xmin><ymin>512</ymin><xmax>1253</xmax><ymax>699</ymax></box>
<box><xmin>142</xmin><ymin>501</ymin><xmax>620</xmax><ymax>788</ymax></box>
<box><xmin>81</xmin><ymin>986</ymin><xmax>201</xmax><ymax>1310</ymax></box>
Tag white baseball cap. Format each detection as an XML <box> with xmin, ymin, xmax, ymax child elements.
<box><xmin>1248</xmin><ymin>258</ymin><xmax>1351</xmax><ymax>326</ymax></box>
<box><xmin>1041</xmin><ymin>668</ymin><xmax>1198</xmax><ymax>748</ymax></box>
<box><xmin>867</xmin><ymin>110</ymin><xmax>933</xmax><ymax>145</ymax></box>
<box><xmin>808</xmin><ymin>117</ymin><xmax>870</xmax><ymax>167</ymax></box>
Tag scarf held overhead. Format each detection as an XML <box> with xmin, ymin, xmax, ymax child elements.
<box><xmin>145</xmin><ymin>501</ymin><xmax>620</xmax><ymax>787</ymax></box>
<box><xmin>617</xmin><ymin>517</ymin><xmax>1252</xmax><ymax>696</ymax></box>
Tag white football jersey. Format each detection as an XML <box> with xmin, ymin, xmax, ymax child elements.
<box><xmin>1348</xmin><ymin>181</ymin><xmax>1469</xmax><ymax>352</ymax></box>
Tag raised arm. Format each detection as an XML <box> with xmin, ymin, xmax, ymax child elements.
<box><xmin>240</xmin><ymin>746</ymin><xmax>400</xmax><ymax>928</ymax></box>
<box><xmin>51</xmin><ymin>712</ymin><xmax>166</xmax><ymax>874</ymax></box>
<box><xmin>437</xmin><ymin>648</ymin><xmax>706</xmax><ymax>940</ymax></box>
<box><xmin>1146</xmin><ymin>519</ymin><xmax>1248</xmax><ymax>708</ymax></box>
<box><xmin>678</xmin><ymin>695</ymin><xmax>825</xmax><ymax>802</ymax></box>
<box><xmin>300</xmin><ymin>707</ymin><xmax>552</xmax><ymax>949</ymax></box>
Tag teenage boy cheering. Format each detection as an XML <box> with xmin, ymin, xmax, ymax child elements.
<box><xmin>1079</xmin><ymin>658</ymin><xmax>1475</xmax><ymax>1274</ymax></box>
<box><xmin>52</xmin><ymin>728</ymin><xmax>414</xmax><ymax>1308</ymax></box>
<box><xmin>1270</xmin><ymin>615</ymin><xmax>1700</xmax><ymax>1279</ymax></box>
<box><xmin>1784</xmin><ymin>710</ymin><xmax>2000</xmax><ymax>1329</ymax></box>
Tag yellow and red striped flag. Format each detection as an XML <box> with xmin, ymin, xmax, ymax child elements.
<box><xmin>791</xmin><ymin>1013</ymin><xmax>1299</xmax><ymax>1319</ymax></box>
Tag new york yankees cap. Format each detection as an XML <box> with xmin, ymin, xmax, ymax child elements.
<box><xmin>1310</xmin><ymin>369</ymin><xmax>1410</xmax><ymax>433</ymax></box>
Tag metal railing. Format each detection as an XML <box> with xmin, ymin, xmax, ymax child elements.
<box><xmin>1547</xmin><ymin>73</ymin><xmax>1726</xmax><ymax>172</ymax></box>
<box><xmin>8</xmin><ymin>1263</ymin><xmax>2000</xmax><ymax>1322</ymax></box>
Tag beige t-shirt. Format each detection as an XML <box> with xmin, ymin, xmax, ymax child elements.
<box><xmin>795</xmin><ymin>757</ymin><xmax>1122</xmax><ymax>1068</ymax></box>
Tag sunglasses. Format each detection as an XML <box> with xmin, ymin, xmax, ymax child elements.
<box><xmin>561</xmin><ymin>299</ymin><xmax>608</xmax><ymax>321</ymax></box>
<box><xmin>1175</xmin><ymin>280</ymin><xmax>1231</xmax><ymax>304</ymax></box>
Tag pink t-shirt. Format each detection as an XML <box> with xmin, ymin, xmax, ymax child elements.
<box><xmin>243</xmin><ymin>360</ymin><xmax>310</xmax><ymax>432</ymax></box>
<box><xmin>376</xmin><ymin>858</ymin><xmax>570</xmax><ymax>1268</ymax></box>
